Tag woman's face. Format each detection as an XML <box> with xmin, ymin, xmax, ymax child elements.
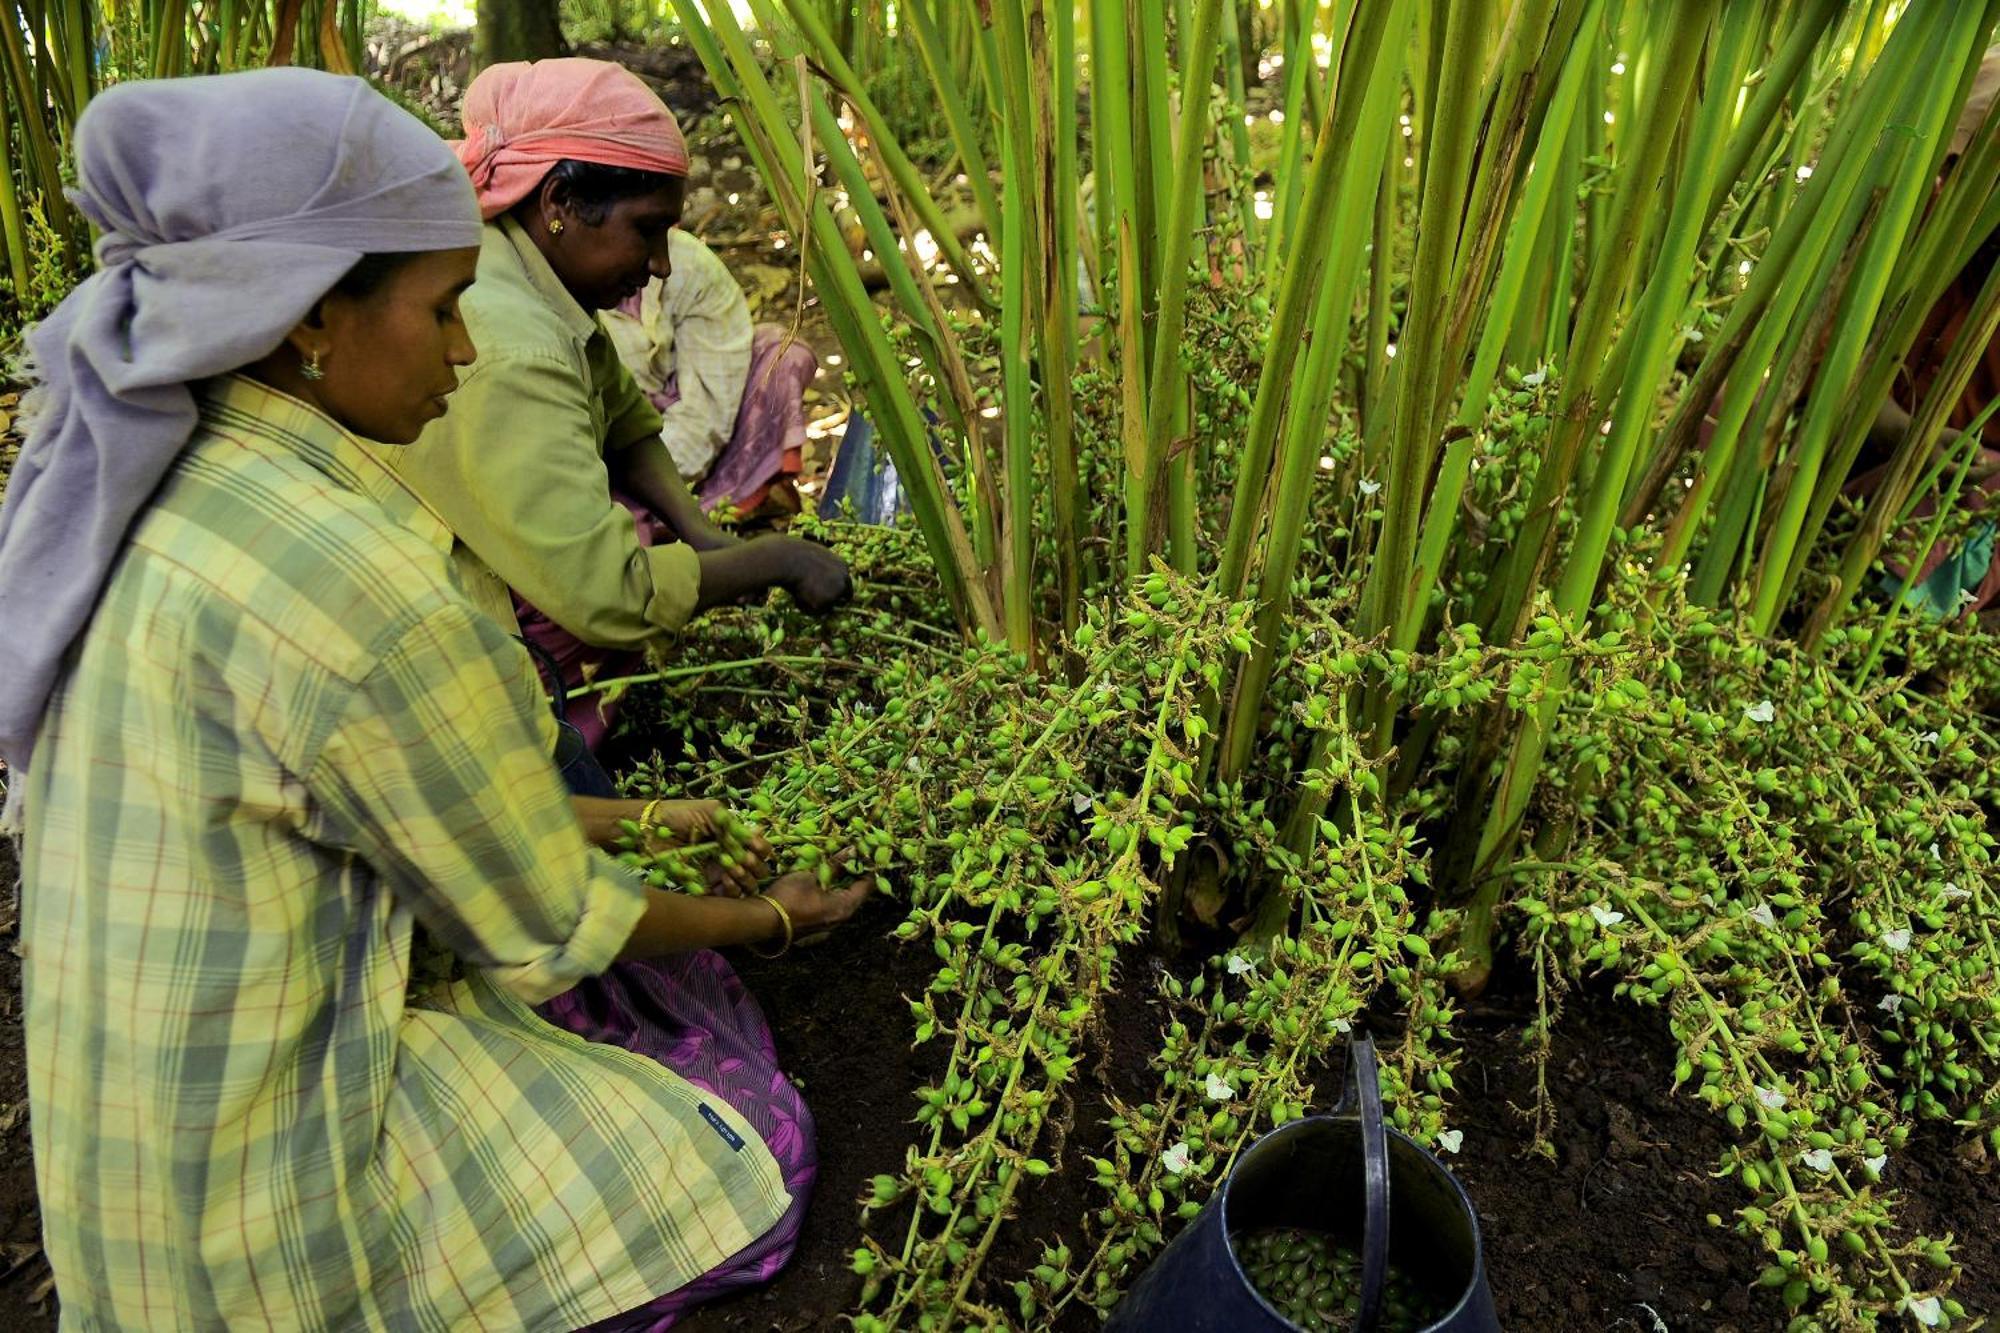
<box><xmin>313</xmin><ymin>247</ymin><xmax>481</xmax><ymax>444</ymax></box>
<box><xmin>544</xmin><ymin>177</ymin><xmax>686</xmax><ymax>312</ymax></box>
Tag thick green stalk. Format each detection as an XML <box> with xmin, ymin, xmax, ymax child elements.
<box><xmin>1656</xmin><ymin>249</ymin><xmax>1824</xmax><ymax>587</ymax></box>
<box><xmin>1454</xmin><ymin>0</ymin><xmax>1600</xmax><ymax>415</ymax></box>
<box><xmin>1409</xmin><ymin>0</ymin><xmax>1439</xmax><ymax>188</ymax></box>
<box><xmin>1356</xmin><ymin>0</ymin><xmax>1493</xmax><ymax>722</ymax></box>
<box><xmin>23</xmin><ymin>0</ymin><xmax>73</xmax><ymax>126</ymax></box>
<box><xmin>1216</xmin><ymin>0</ymin><xmax>1403</xmax><ymax>599</ymax></box>
<box><xmin>1259</xmin><ymin>0</ymin><xmax>1317</xmax><ymax>284</ymax></box>
<box><xmin>1115</xmin><ymin>210</ymin><xmax>1152</xmax><ymax>579</ymax></box>
<box><xmin>903</xmin><ymin>0</ymin><xmax>1001</xmax><ymax>241</ymax></box>
<box><xmin>56</xmin><ymin>0</ymin><xmax>92</xmax><ymax>123</ymax></box>
<box><xmin>1360</xmin><ymin>141</ymin><xmax>1395</xmax><ymax>441</ymax></box>
<box><xmin>1401</xmin><ymin>0</ymin><xmax>1606</xmax><ymax>653</ymax></box>
<box><xmin>1696</xmin><ymin>239</ymin><xmax>1864</xmax><ymax>608</ymax></box>
<box><xmin>1751</xmin><ymin>2</ymin><xmax>1984</xmax><ymax>632</ymax></box>
<box><xmin>1576</xmin><ymin>13</ymin><xmax>1607</xmax><ymax>276</ymax></box>
<box><xmin>1093</xmin><ymin>0</ymin><xmax>1153</xmax><ymax>578</ymax></box>
<box><xmin>777</xmin><ymin>0</ymin><xmax>990</xmax><ymax>303</ymax></box>
<box><xmin>1469</xmin><ymin>1</ymin><xmax>1716</xmax><ymax>651</ymax></box>
<box><xmin>1442</xmin><ymin>0</ymin><xmax>1556</xmax><ymax>306</ymax></box>
<box><xmin>1215</xmin><ymin>0</ymin><xmax>1257</xmax><ymax>248</ymax></box>
<box><xmin>0</xmin><ymin>78</ymin><xmax>29</xmax><ymax>305</ymax></box>
<box><xmin>1689</xmin><ymin>343</ymin><xmax>1802</xmax><ymax>606</ymax></box>
<box><xmin>0</xmin><ymin>2</ymin><xmax>70</xmax><ymax>231</ymax></box>
<box><xmin>805</xmin><ymin>88</ymin><xmax>943</xmax><ymax>356</ymax></box>
<box><xmin>1036</xmin><ymin>0</ymin><xmax>1083</xmax><ymax>632</ymax></box>
<box><xmin>1428</xmin><ymin>4</ymin><xmax>1580</xmax><ymax>368</ymax></box>
<box><xmin>1436</xmin><ymin>0</ymin><xmax>1593</xmax><ymax>391</ymax></box>
<box><xmin>1557</xmin><ymin>0</ymin><xmax>1756</xmax><ymax>621</ymax></box>
<box><xmin>1453</xmin><ymin>1</ymin><xmax>1720</xmax><ymax>989</ymax></box>
<box><xmin>1219</xmin><ymin>31</ymin><xmax>1401</xmax><ymax>781</ymax></box>
<box><xmin>1087</xmin><ymin>0</ymin><xmax>1125</xmax><ymax>276</ymax></box>
<box><xmin>971</xmin><ymin>16</ymin><xmax>1005</xmax><ymax>151</ymax></box>
<box><xmin>991</xmin><ymin>0</ymin><xmax>1037</xmax><ymax>651</ymax></box>
<box><xmin>1129</xmin><ymin>0</ymin><xmax>1172</xmax><ymax>299</ymax></box>
<box><xmin>1136</xmin><ymin>0</ymin><xmax>1224</xmax><ymax>572</ymax></box>
<box><xmin>1538</xmin><ymin>111</ymin><xmax>1584</xmax><ymax>363</ymax></box>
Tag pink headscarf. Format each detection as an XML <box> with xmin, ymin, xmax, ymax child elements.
<box><xmin>454</xmin><ymin>58</ymin><xmax>690</xmax><ymax>221</ymax></box>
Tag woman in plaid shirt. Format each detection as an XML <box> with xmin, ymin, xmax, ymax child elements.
<box><xmin>1</xmin><ymin>68</ymin><xmax>867</xmax><ymax>1330</ymax></box>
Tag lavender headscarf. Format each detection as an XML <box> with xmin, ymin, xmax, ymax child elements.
<box><xmin>0</xmin><ymin>68</ymin><xmax>481</xmax><ymax>787</ymax></box>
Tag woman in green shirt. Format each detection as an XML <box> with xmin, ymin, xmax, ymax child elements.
<box><xmin>388</xmin><ymin>57</ymin><xmax>850</xmax><ymax>749</ymax></box>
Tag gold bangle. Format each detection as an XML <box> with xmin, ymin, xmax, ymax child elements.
<box><xmin>746</xmin><ymin>893</ymin><xmax>793</xmax><ymax>959</ymax></box>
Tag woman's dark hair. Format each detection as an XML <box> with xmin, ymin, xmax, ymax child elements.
<box><xmin>542</xmin><ymin>158</ymin><xmax>681</xmax><ymax>224</ymax></box>
<box><xmin>332</xmin><ymin>252</ymin><xmax>423</xmax><ymax>300</ymax></box>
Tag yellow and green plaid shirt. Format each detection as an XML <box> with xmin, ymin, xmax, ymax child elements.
<box><xmin>19</xmin><ymin>376</ymin><xmax>786</xmax><ymax>1331</ymax></box>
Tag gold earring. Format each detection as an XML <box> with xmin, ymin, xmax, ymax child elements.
<box><xmin>302</xmin><ymin>348</ymin><xmax>326</xmax><ymax>381</ymax></box>
<box><xmin>548</xmin><ymin>217</ymin><xmax>566</xmax><ymax>235</ymax></box>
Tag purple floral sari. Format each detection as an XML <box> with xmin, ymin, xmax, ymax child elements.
<box><xmin>537</xmin><ymin>950</ymin><xmax>816</xmax><ymax>1329</ymax></box>
<box><xmin>690</xmin><ymin>323</ymin><xmax>817</xmax><ymax>515</ymax></box>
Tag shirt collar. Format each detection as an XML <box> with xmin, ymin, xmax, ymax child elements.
<box><xmin>202</xmin><ymin>375</ymin><xmax>455</xmax><ymax>555</ymax></box>
<box><xmin>496</xmin><ymin>214</ymin><xmax>598</xmax><ymax>343</ymax></box>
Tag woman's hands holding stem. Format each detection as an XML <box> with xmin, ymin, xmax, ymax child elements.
<box><xmin>574</xmin><ymin>796</ymin><xmax>875</xmax><ymax>956</ymax></box>
<box><xmin>574</xmin><ymin>795</ymin><xmax>771</xmax><ymax>894</ymax></box>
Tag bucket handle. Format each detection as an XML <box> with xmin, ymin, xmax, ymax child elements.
<box><xmin>1332</xmin><ymin>1032</ymin><xmax>1390</xmax><ymax>1331</ymax></box>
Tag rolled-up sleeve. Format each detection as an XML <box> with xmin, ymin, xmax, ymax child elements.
<box><xmin>401</xmin><ymin>347</ymin><xmax>701</xmax><ymax>646</ymax></box>
<box><xmin>309</xmin><ymin>593</ymin><xmax>644</xmax><ymax>1004</ymax></box>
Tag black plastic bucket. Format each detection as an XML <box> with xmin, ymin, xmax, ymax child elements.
<box><xmin>1104</xmin><ymin>1035</ymin><xmax>1500</xmax><ymax>1333</ymax></box>
<box><xmin>518</xmin><ymin>636</ymin><xmax>618</xmax><ymax>798</ymax></box>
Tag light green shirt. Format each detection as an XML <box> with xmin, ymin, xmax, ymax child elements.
<box><xmin>22</xmin><ymin>375</ymin><xmax>785</xmax><ymax>1330</ymax></box>
<box><xmin>386</xmin><ymin>217</ymin><xmax>702</xmax><ymax>646</ymax></box>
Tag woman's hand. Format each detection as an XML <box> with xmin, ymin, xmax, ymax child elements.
<box><xmin>640</xmin><ymin>797</ymin><xmax>729</xmax><ymax>844</ymax></box>
<box><xmin>619</xmin><ymin>871</ymin><xmax>867</xmax><ymax>961</ymax></box>
<box><xmin>781</xmin><ymin>539</ymin><xmax>852</xmax><ymax>614</ymax></box>
<box><xmin>761</xmin><ymin>870</ymin><xmax>874</xmax><ymax>940</ymax></box>
<box><xmin>643</xmin><ymin>799</ymin><xmax>771</xmax><ymax>896</ymax></box>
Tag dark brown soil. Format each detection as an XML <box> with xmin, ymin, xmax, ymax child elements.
<box><xmin>677</xmin><ymin>948</ymin><xmax>2000</xmax><ymax>1333</ymax></box>
<box><xmin>1449</xmin><ymin>973</ymin><xmax>2000</xmax><ymax>1332</ymax></box>
<box><xmin>1447</xmin><ymin>981</ymin><xmax>1776</xmax><ymax>1332</ymax></box>
<box><xmin>6</xmin><ymin>836</ymin><xmax>1999</xmax><ymax>1331</ymax></box>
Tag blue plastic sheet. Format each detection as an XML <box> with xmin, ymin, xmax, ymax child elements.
<box><xmin>816</xmin><ymin>412</ymin><xmax>909</xmax><ymax>526</ymax></box>
<box><xmin>817</xmin><ymin>411</ymin><xmax>952</xmax><ymax>526</ymax></box>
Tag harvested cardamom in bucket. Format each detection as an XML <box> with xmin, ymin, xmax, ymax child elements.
<box><xmin>1233</xmin><ymin>1227</ymin><xmax>1449</xmax><ymax>1332</ymax></box>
